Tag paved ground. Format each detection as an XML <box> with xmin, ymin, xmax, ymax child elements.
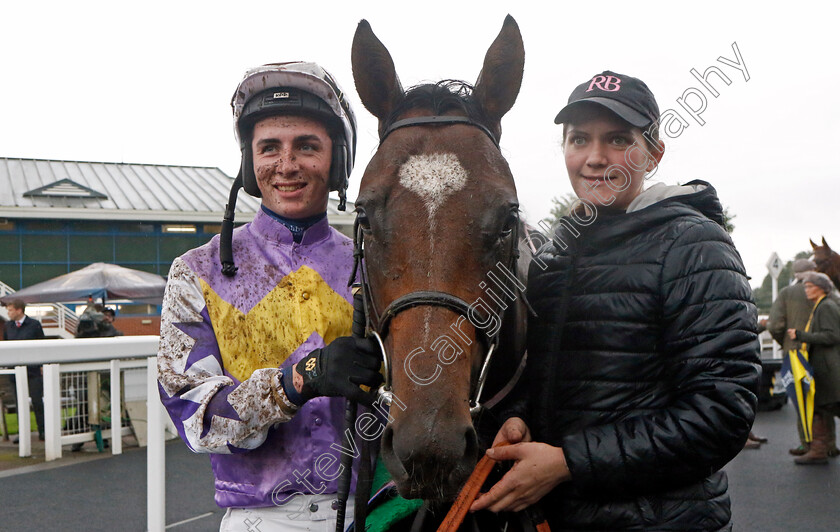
<box><xmin>0</xmin><ymin>403</ymin><xmax>838</xmax><ymax>531</ymax></box>
<box><xmin>0</xmin><ymin>435</ymin><xmax>116</xmax><ymax>473</ymax></box>
<box><xmin>726</xmin><ymin>404</ymin><xmax>840</xmax><ymax>530</ymax></box>
<box><xmin>0</xmin><ymin>439</ymin><xmax>220</xmax><ymax>531</ymax></box>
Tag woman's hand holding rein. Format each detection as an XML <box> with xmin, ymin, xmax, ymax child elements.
<box><xmin>470</xmin><ymin>417</ymin><xmax>572</xmax><ymax>513</ymax></box>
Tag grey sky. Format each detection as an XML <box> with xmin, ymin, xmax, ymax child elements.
<box><xmin>2</xmin><ymin>1</ymin><xmax>836</xmax><ymax>286</ymax></box>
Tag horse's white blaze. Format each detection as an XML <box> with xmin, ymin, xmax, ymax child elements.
<box><xmin>398</xmin><ymin>153</ymin><xmax>469</xmax><ymax>327</ymax></box>
<box><xmin>398</xmin><ymin>153</ymin><xmax>468</xmax><ymax>219</ymax></box>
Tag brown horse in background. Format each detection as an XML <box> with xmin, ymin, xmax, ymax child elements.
<box><xmin>811</xmin><ymin>237</ymin><xmax>840</xmax><ymax>290</ymax></box>
<box><xmin>351</xmin><ymin>16</ymin><xmax>526</xmax><ymax>507</ymax></box>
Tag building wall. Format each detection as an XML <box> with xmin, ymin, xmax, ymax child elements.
<box><xmin>112</xmin><ymin>315</ymin><xmax>161</xmax><ymax>336</ymax></box>
<box><xmin>0</xmin><ymin>218</ymin><xmax>222</xmax><ymax>290</ymax></box>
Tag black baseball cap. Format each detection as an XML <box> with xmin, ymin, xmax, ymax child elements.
<box><xmin>554</xmin><ymin>71</ymin><xmax>659</xmax><ymax>128</ymax></box>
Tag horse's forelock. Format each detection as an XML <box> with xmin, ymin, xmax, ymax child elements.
<box><xmin>384</xmin><ymin>80</ymin><xmax>492</xmax><ymax>133</ymax></box>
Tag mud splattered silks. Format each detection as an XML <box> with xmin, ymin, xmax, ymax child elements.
<box><xmin>158</xmin><ymin>209</ymin><xmax>356</xmax><ymax>508</ymax></box>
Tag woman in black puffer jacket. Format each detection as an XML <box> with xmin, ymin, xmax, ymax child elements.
<box><xmin>473</xmin><ymin>72</ymin><xmax>761</xmax><ymax>531</ymax></box>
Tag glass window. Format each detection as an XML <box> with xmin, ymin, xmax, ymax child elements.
<box><xmin>122</xmin><ymin>223</ymin><xmax>155</xmax><ymax>234</ymax></box>
<box><xmin>69</xmin><ymin>234</ymin><xmax>114</xmax><ymax>262</ymax></box>
<box><xmin>0</xmin><ymin>234</ymin><xmax>20</xmax><ymax>257</ymax></box>
<box><xmin>70</xmin><ymin>221</ymin><xmax>112</xmax><ymax>233</ymax></box>
<box><xmin>160</xmin><ymin>235</ymin><xmax>206</xmax><ymax>262</ymax></box>
<box><xmin>26</xmin><ymin>221</ymin><xmax>64</xmax><ymax>232</ymax></box>
<box><xmin>0</xmin><ymin>264</ymin><xmax>21</xmax><ymax>290</ymax></box>
<box><xmin>22</xmin><ymin>263</ymin><xmax>68</xmax><ymax>288</ymax></box>
<box><xmin>22</xmin><ymin>235</ymin><xmax>67</xmax><ymax>262</ymax></box>
<box><xmin>162</xmin><ymin>224</ymin><xmax>196</xmax><ymax>234</ymax></box>
<box><xmin>119</xmin><ymin>303</ymin><xmax>157</xmax><ymax>315</ymax></box>
<box><xmin>118</xmin><ymin>263</ymin><xmax>159</xmax><ymax>275</ymax></box>
<box><xmin>115</xmin><ymin>235</ymin><xmax>157</xmax><ymax>262</ymax></box>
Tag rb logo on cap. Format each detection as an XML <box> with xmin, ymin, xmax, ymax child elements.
<box><xmin>587</xmin><ymin>75</ymin><xmax>621</xmax><ymax>92</ymax></box>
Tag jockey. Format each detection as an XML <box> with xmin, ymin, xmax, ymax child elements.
<box><xmin>157</xmin><ymin>61</ymin><xmax>382</xmax><ymax>531</ymax></box>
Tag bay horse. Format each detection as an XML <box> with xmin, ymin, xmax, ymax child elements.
<box><xmin>811</xmin><ymin>236</ymin><xmax>840</xmax><ymax>290</ymax></box>
<box><xmin>350</xmin><ymin>15</ymin><xmax>527</xmax><ymax>509</ymax></box>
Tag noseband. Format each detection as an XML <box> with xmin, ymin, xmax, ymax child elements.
<box><xmin>350</xmin><ymin>114</ymin><xmax>518</xmax><ymax>414</ymax></box>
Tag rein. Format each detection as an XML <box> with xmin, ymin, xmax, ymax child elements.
<box><xmin>436</xmin><ymin>443</ymin><xmax>551</xmax><ymax>532</ymax></box>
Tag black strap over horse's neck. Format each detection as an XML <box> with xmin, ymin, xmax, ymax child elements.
<box><xmin>380</xmin><ymin>115</ymin><xmax>500</xmax><ymax>149</ymax></box>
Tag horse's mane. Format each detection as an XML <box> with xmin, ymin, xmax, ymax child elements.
<box><xmin>384</xmin><ymin>80</ymin><xmax>492</xmax><ymax>132</ymax></box>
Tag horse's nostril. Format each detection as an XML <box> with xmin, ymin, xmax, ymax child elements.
<box><xmin>464</xmin><ymin>427</ymin><xmax>479</xmax><ymax>463</ymax></box>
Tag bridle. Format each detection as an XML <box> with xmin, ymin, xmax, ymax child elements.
<box><xmin>349</xmin><ymin>114</ymin><xmax>519</xmax><ymax>415</ymax></box>
<box><xmin>336</xmin><ymin>113</ymin><xmax>527</xmax><ymax>532</ymax></box>
<box><xmin>380</xmin><ymin>114</ymin><xmax>500</xmax><ymax>149</ymax></box>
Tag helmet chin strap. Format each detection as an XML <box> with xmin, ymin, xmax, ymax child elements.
<box><xmin>332</xmin><ymin>138</ymin><xmax>349</xmax><ymax>212</ymax></box>
<box><xmin>220</xmin><ymin>167</ymin><xmax>243</xmax><ymax>277</ymax></box>
<box><xmin>219</xmin><ymin>165</ymin><xmax>347</xmax><ymax>277</ymax></box>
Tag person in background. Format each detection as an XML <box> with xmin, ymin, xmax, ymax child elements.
<box><xmin>768</xmin><ymin>258</ymin><xmax>840</xmax><ymax>456</ymax></box>
<box><xmin>70</xmin><ymin>304</ymin><xmax>123</xmax><ymax>451</ymax></box>
<box><xmin>100</xmin><ymin>307</ymin><xmax>123</xmax><ymax>337</ymax></box>
<box><xmin>786</xmin><ymin>271</ymin><xmax>840</xmax><ymax>465</ymax></box>
<box><xmin>3</xmin><ymin>299</ymin><xmax>46</xmax><ymax>442</ymax></box>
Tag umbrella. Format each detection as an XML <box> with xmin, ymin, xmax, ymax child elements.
<box><xmin>780</xmin><ymin>348</ymin><xmax>816</xmax><ymax>442</ymax></box>
<box><xmin>0</xmin><ymin>262</ymin><xmax>167</xmax><ymax>305</ymax></box>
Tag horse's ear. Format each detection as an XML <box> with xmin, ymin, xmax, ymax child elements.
<box><xmin>352</xmin><ymin>19</ymin><xmax>404</xmax><ymax>126</ymax></box>
<box><xmin>823</xmin><ymin>236</ymin><xmax>831</xmax><ymax>251</ymax></box>
<box><xmin>473</xmin><ymin>15</ymin><xmax>525</xmax><ymax>135</ymax></box>
<box><xmin>811</xmin><ymin>238</ymin><xmax>819</xmax><ymax>249</ymax></box>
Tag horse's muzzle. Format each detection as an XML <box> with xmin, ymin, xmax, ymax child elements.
<box><xmin>380</xmin><ymin>422</ymin><xmax>479</xmax><ymax>502</ymax></box>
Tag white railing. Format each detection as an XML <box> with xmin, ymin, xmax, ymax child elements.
<box><xmin>38</xmin><ymin>305</ymin><xmax>79</xmax><ymax>338</ymax></box>
<box><xmin>0</xmin><ymin>366</ymin><xmax>30</xmax><ymax>455</ymax></box>
<box><xmin>0</xmin><ymin>279</ymin><xmax>14</xmax><ymax>298</ymax></box>
<box><xmin>0</xmin><ymin>336</ymin><xmax>167</xmax><ymax>532</ymax></box>
<box><xmin>0</xmin><ymin>280</ymin><xmax>13</xmax><ymax>322</ymax></box>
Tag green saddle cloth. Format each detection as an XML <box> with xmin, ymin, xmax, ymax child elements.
<box><xmin>361</xmin><ymin>456</ymin><xmax>424</xmax><ymax>532</ymax></box>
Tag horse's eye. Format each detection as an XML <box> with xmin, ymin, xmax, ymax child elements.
<box><xmin>500</xmin><ymin>212</ymin><xmax>518</xmax><ymax>238</ymax></box>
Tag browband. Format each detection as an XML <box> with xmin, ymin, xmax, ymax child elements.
<box><xmin>379</xmin><ymin>115</ymin><xmax>500</xmax><ymax>149</ymax></box>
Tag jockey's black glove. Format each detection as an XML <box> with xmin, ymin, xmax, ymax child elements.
<box><xmin>294</xmin><ymin>336</ymin><xmax>383</xmax><ymax>405</ymax></box>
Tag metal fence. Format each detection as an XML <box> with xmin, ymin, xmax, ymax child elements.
<box><xmin>43</xmin><ymin>360</ymin><xmax>149</xmax><ymax>459</ymax></box>
<box><xmin>59</xmin><ymin>366</ymin><xmax>144</xmax><ymax>435</ymax></box>
<box><xmin>62</xmin><ymin>370</ymin><xmax>94</xmax><ymax>436</ymax></box>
